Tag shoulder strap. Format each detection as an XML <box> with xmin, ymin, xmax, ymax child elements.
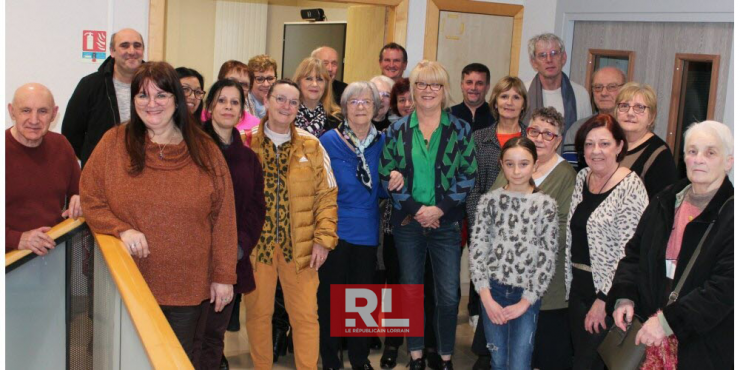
<box><xmin>668</xmin><ymin>196</ymin><xmax>733</xmax><ymax>304</ymax></box>
<box><xmin>640</xmin><ymin>145</ymin><xmax>667</xmax><ymax>179</ymax></box>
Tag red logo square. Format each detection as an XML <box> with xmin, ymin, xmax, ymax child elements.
<box><xmin>330</xmin><ymin>284</ymin><xmax>424</xmax><ymax>337</ymax></box>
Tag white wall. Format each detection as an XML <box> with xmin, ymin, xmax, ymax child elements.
<box><xmin>6</xmin><ymin>0</ymin><xmax>150</xmax><ymax>132</ymax></box>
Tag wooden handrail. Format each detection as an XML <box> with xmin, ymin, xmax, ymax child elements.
<box><xmin>93</xmin><ymin>233</ymin><xmax>193</xmax><ymax>370</ymax></box>
<box><xmin>5</xmin><ymin>217</ymin><xmax>86</xmax><ymax>268</ymax></box>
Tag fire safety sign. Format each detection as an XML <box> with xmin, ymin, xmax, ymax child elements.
<box><xmin>82</xmin><ymin>30</ymin><xmax>107</xmax><ymax>63</ymax></box>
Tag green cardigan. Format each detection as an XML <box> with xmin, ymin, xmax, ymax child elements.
<box><xmin>490</xmin><ymin>158</ymin><xmax>576</xmax><ymax>310</ymax></box>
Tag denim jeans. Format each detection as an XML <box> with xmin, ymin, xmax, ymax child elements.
<box><xmin>480</xmin><ymin>280</ymin><xmax>541</xmax><ymax>370</ymax></box>
<box><xmin>393</xmin><ymin>219</ymin><xmax>461</xmax><ymax>356</ymax></box>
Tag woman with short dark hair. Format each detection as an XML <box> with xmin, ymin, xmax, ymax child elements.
<box><xmin>566</xmin><ymin>113</ymin><xmax>649</xmax><ymax>369</ymax></box>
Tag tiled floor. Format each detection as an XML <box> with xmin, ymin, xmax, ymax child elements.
<box><xmin>223</xmin><ymin>295</ymin><xmax>479</xmax><ymax>369</ymax></box>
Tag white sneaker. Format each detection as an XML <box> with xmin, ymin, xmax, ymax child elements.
<box><xmin>469</xmin><ymin>315</ymin><xmax>479</xmax><ymax>329</ymax></box>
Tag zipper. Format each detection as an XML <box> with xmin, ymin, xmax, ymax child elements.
<box><xmin>275</xmin><ymin>144</ymin><xmax>281</xmax><ymax>248</ymax></box>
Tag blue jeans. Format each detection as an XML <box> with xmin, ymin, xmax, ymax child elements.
<box><xmin>481</xmin><ymin>280</ymin><xmax>541</xmax><ymax>370</ymax></box>
<box><xmin>393</xmin><ymin>219</ymin><xmax>461</xmax><ymax>356</ymax></box>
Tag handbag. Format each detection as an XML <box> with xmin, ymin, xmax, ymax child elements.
<box><xmin>598</xmin><ymin>196</ymin><xmax>733</xmax><ymax>370</ymax></box>
<box><xmin>598</xmin><ymin>314</ymin><xmax>646</xmax><ymax>370</ymax></box>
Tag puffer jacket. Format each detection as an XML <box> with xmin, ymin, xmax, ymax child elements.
<box><xmin>246</xmin><ymin>122</ymin><xmax>338</xmax><ymax>272</ymax></box>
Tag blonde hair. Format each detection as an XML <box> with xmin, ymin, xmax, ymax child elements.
<box><xmin>292</xmin><ymin>57</ymin><xmax>341</xmax><ymax>119</ymax></box>
<box><xmin>408</xmin><ymin>60</ymin><xmax>454</xmax><ymax>109</ymax></box>
<box><xmin>615</xmin><ymin>82</ymin><xmax>658</xmax><ymax>130</ymax></box>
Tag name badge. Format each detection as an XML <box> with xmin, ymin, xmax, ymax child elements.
<box><xmin>666</xmin><ymin>260</ymin><xmax>677</xmax><ymax>279</ymax></box>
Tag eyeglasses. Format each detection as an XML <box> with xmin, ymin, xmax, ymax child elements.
<box><xmin>349</xmin><ymin>99</ymin><xmax>372</xmax><ymax>107</ymax></box>
<box><xmin>134</xmin><ymin>92</ymin><xmax>174</xmax><ymax>107</ymax></box>
<box><xmin>617</xmin><ymin>103</ymin><xmax>648</xmax><ymax>114</ymax></box>
<box><xmin>227</xmin><ymin>78</ymin><xmax>250</xmax><ymax>91</ymax></box>
<box><xmin>415</xmin><ymin>82</ymin><xmax>443</xmax><ymax>91</ymax></box>
<box><xmin>254</xmin><ymin>76</ymin><xmax>276</xmax><ymax>84</ymax></box>
<box><xmin>181</xmin><ymin>86</ymin><xmax>206</xmax><ymax>99</ymax></box>
<box><xmin>535</xmin><ymin>50</ymin><xmax>562</xmax><ymax>61</ymax></box>
<box><xmin>270</xmin><ymin>94</ymin><xmax>300</xmax><ymax>108</ymax></box>
<box><xmin>592</xmin><ymin>83</ymin><xmax>624</xmax><ymax>92</ymax></box>
<box><xmin>379</xmin><ymin>92</ymin><xmax>391</xmax><ymax>98</ymax></box>
<box><xmin>526</xmin><ymin>127</ymin><xmax>559</xmax><ymax>141</ymax></box>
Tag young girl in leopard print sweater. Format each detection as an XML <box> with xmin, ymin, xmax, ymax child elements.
<box><xmin>469</xmin><ymin>137</ymin><xmax>558</xmax><ymax>369</ymax></box>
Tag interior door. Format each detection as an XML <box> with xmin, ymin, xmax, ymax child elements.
<box><xmin>436</xmin><ymin>11</ymin><xmax>513</xmax><ymax>104</ymax></box>
<box><xmin>344</xmin><ymin>5</ymin><xmax>387</xmax><ymax>83</ymax></box>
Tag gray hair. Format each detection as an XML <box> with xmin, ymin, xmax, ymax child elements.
<box><xmin>370</xmin><ymin>75</ymin><xmax>395</xmax><ymax>91</ymax></box>
<box><xmin>528</xmin><ymin>33</ymin><xmax>565</xmax><ymax>60</ymax></box>
<box><xmin>340</xmin><ymin>81</ymin><xmax>381</xmax><ymax>119</ymax></box>
<box><xmin>684</xmin><ymin>120</ymin><xmax>734</xmax><ymax>160</ymax></box>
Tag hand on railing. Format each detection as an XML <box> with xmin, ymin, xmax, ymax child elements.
<box><xmin>18</xmin><ymin>226</ymin><xmax>56</xmax><ymax>256</ymax></box>
<box><xmin>211</xmin><ymin>282</ymin><xmax>234</xmax><ymax>313</ymax></box>
<box><xmin>120</xmin><ymin>229</ymin><xmax>151</xmax><ymax>258</ymax></box>
<box><xmin>62</xmin><ymin>195</ymin><xmax>83</xmax><ymax>220</ymax></box>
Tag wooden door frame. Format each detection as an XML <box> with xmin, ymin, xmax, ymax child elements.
<box><xmin>666</xmin><ymin>53</ymin><xmax>720</xmax><ymax>155</ymax></box>
<box><xmin>147</xmin><ymin>0</ymin><xmax>409</xmax><ymax>61</ymax></box>
<box><xmin>584</xmin><ymin>49</ymin><xmax>635</xmax><ymax>90</ymax></box>
<box><xmin>423</xmin><ymin>0</ymin><xmax>523</xmax><ymax>76</ymax></box>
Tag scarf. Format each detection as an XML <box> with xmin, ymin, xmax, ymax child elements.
<box><xmin>525</xmin><ymin>72</ymin><xmax>578</xmax><ymax>134</ymax></box>
<box><xmin>338</xmin><ymin>121</ymin><xmax>380</xmax><ymax>191</ymax></box>
<box><xmin>295</xmin><ymin>103</ymin><xmax>328</xmax><ymax>137</ymax></box>
<box><xmin>249</xmin><ymin>92</ymin><xmax>266</xmax><ymax>119</ymax></box>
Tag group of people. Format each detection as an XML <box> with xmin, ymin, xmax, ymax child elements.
<box><xmin>5</xmin><ymin>26</ymin><xmax>733</xmax><ymax>370</ymax></box>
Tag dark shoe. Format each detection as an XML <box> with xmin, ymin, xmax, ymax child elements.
<box><xmin>425</xmin><ymin>351</ymin><xmax>442</xmax><ymax>370</ymax></box>
<box><xmin>353</xmin><ymin>363</ymin><xmax>374</xmax><ymax>370</ymax></box>
<box><xmin>220</xmin><ymin>354</ymin><xmax>230</xmax><ymax>370</ymax></box>
<box><xmin>408</xmin><ymin>358</ymin><xmax>426</xmax><ymax>370</ymax></box>
<box><xmin>272</xmin><ymin>328</ymin><xmax>288</xmax><ymax>363</ymax></box>
<box><xmin>439</xmin><ymin>360</ymin><xmax>453</xmax><ymax>370</ymax></box>
<box><xmin>380</xmin><ymin>346</ymin><xmax>398</xmax><ymax>369</ymax></box>
<box><xmin>369</xmin><ymin>336</ymin><xmax>382</xmax><ymax>350</ymax></box>
<box><xmin>472</xmin><ymin>354</ymin><xmax>490</xmax><ymax>370</ymax></box>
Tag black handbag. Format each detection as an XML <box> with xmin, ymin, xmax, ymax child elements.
<box><xmin>598</xmin><ymin>314</ymin><xmax>646</xmax><ymax>370</ymax></box>
<box><xmin>598</xmin><ymin>196</ymin><xmax>733</xmax><ymax>370</ymax></box>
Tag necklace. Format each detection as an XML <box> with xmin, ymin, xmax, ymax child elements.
<box><xmin>150</xmin><ymin>132</ymin><xmax>174</xmax><ymax>160</ymax></box>
<box><xmin>588</xmin><ymin>166</ymin><xmax>619</xmax><ymax>194</ymax></box>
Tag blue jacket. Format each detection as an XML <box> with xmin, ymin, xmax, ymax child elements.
<box><xmin>320</xmin><ymin>129</ymin><xmax>386</xmax><ymax>246</ymax></box>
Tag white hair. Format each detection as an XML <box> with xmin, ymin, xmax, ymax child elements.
<box><xmin>370</xmin><ymin>75</ymin><xmax>395</xmax><ymax>91</ymax></box>
<box><xmin>684</xmin><ymin>120</ymin><xmax>734</xmax><ymax>158</ymax></box>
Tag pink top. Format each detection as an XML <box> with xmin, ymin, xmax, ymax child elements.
<box><xmin>200</xmin><ymin>109</ymin><xmax>260</xmax><ymax>133</ymax></box>
<box><xmin>665</xmin><ymin>200</ymin><xmax>702</xmax><ymax>275</ymax></box>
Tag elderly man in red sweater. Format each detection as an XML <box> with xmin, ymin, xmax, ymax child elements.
<box><xmin>6</xmin><ymin>83</ymin><xmax>82</xmax><ymax>255</ymax></box>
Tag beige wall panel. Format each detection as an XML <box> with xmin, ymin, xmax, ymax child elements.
<box><xmin>570</xmin><ymin>21</ymin><xmax>732</xmax><ymax>139</ymax></box>
<box><xmin>213</xmin><ymin>0</ymin><xmax>268</xmax><ymax>85</ymax></box>
<box><xmin>266</xmin><ymin>0</ymin><xmax>350</xmax><ymax>78</ymax></box>
<box><xmin>436</xmin><ymin>11</ymin><xmax>512</xmax><ymax>106</ymax></box>
<box><xmin>344</xmin><ymin>5</ymin><xmax>388</xmax><ymax>83</ymax></box>
<box><xmin>165</xmin><ymin>0</ymin><xmax>217</xmax><ymax>87</ymax></box>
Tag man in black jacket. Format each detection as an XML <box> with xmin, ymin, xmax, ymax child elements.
<box><xmin>62</xmin><ymin>28</ymin><xmax>144</xmax><ymax>167</ymax></box>
<box><xmin>450</xmin><ymin>63</ymin><xmax>494</xmax><ymax>133</ymax></box>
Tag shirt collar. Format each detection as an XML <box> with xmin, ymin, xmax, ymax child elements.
<box><xmin>409</xmin><ymin>111</ymin><xmax>451</xmax><ymax>128</ymax></box>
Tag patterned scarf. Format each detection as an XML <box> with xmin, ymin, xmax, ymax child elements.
<box><xmin>295</xmin><ymin>103</ymin><xmax>327</xmax><ymax>137</ymax></box>
<box><xmin>338</xmin><ymin>121</ymin><xmax>380</xmax><ymax>191</ymax></box>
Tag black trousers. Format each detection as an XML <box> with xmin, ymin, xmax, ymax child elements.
<box><xmin>161</xmin><ymin>301</ymin><xmax>208</xmax><ymax>364</ymax></box>
<box><xmin>568</xmin><ymin>288</ymin><xmax>612</xmax><ymax>370</ymax></box>
<box><xmin>318</xmin><ymin>239</ymin><xmax>378</xmax><ymax>368</ymax></box>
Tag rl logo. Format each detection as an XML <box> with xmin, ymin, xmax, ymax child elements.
<box><xmin>330</xmin><ymin>284</ymin><xmax>424</xmax><ymax>337</ymax></box>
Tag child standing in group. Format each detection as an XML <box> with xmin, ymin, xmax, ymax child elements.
<box><xmin>469</xmin><ymin>137</ymin><xmax>559</xmax><ymax>370</ymax></box>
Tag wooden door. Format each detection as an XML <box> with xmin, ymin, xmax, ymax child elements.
<box><xmin>344</xmin><ymin>5</ymin><xmax>387</xmax><ymax>83</ymax></box>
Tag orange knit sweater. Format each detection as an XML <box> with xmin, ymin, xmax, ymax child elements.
<box><xmin>80</xmin><ymin>125</ymin><xmax>237</xmax><ymax>306</ymax></box>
